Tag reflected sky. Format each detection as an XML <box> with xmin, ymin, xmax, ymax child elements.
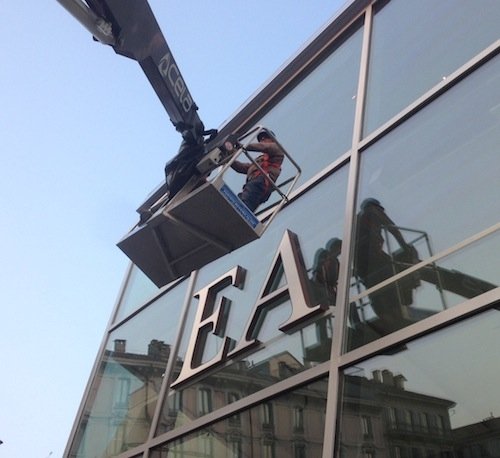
<box><xmin>364</xmin><ymin>0</ymin><xmax>500</xmax><ymax>135</ymax></box>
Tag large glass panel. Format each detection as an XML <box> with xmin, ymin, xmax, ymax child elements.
<box><xmin>114</xmin><ymin>264</ymin><xmax>161</xmax><ymax>323</ymax></box>
<box><xmin>349</xmin><ymin>55</ymin><xmax>500</xmax><ymax>348</ymax></box>
<box><xmin>222</xmin><ymin>24</ymin><xmax>362</xmax><ymax>198</ymax></box>
<box><xmin>68</xmin><ymin>285</ymin><xmax>186</xmax><ymax>458</ymax></box>
<box><xmin>348</xmin><ymin>229</ymin><xmax>499</xmax><ymax>349</ymax></box>
<box><xmin>339</xmin><ymin>308</ymin><xmax>500</xmax><ymax>458</ymax></box>
<box><xmin>151</xmin><ymin>378</ymin><xmax>328</xmax><ymax>458</ymax></box>
<box><xmin>364</xmin><ymin>0</ymin><xmax>500</xmax><ymax>135</ymax></box>
<box><xmin>156</xmin><ymin>167</ymin><xmax>348</xmax><ymax>434</ymax></box>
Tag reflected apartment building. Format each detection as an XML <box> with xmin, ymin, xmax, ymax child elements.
<box><xmin>65</xmin><ymin>0</ymin><xmax>500</xmax><ymax>457</ymax></box>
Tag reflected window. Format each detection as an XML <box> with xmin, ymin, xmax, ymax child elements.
<box><xmin>294</xmin><ymin>406</ymin><xmax>304</xmax><ymax>432</ymax></box>
<box><xmin>261</xmin><ymin>402</ymin><xmax>274</xmax><ymax>429</ymax></box>
<box><xmin>364</xmin><ymin>0</ymin><xmax>500</xmax><ymax>135</ymax></box>
<box><xmin>361</xmin><ymin>415</ymin><xmax>373</xmax><ymax>438</ymax></box>
<box><xmin>227</xmin><ymin>392</ymin><xmax>241</xmax><ymax>426</ymax></box>
<box><xmin>198</xmin><ymin>388</ymin><xmax>212</xmax><ymax>416</ymax></box>
<box><xmin>339</xmin><ymin>309</ymin><xmax>500</xmax><ymax>458</ymax></box>
<box><xmin>420</xmin><ymin>412</ymin><xmax>429</xmax><ymax>433</ymax></box>
<box><xmin>262</xmin><ymin>442</ymin><xmax>275</xmax><ymax>458</ymax></box>
<box><xmin>294</xmin><ymin>443</ymin><xmax>306</xmax><ymax>458</ymax></box>
<box><xmin>170</xmin><ymin>391</ymin><xmax>182</xmax><ymax>415</ymax></box>
<box><xmin>229</xmin><ymin>438</ymin><xmax>242</xmax><ymax>458</ymax></box>
<box><xmin>201</xmin><ymin>434</ymin><xmax>213</xmax><ymax>457</ymax></box>
<box><xmin>114</xmin><ymin>377</ymin><xmax>131</xmax><ymax>409</ymax></box>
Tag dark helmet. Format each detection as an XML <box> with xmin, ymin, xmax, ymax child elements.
<box><xmin>257</xmin><ymin>130</ymin><xmax>275</xmax><ymax>142</ymax></box>
<box><xmin>360</xmin><ymin>198</ymin><xmax>383</xmax><ymax>210</ymax></box>
<box><xmin>326</xmin><ymin>238</ymin><xmax>342</xmax><ymax>254</ymax></box>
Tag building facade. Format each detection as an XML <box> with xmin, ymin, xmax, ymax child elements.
<box><xmin>65</xmin><ymin>0</ymin><xmax>500</xmax><ymax>457</ymax></box>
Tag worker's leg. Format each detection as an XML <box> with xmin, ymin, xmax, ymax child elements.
<box><xmin>238</xmin><ymin>176</ymin><xmax>270</xmax><ymax>212</ymax></box>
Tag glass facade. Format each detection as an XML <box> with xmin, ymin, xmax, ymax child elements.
<box><xmin>339</xmin><ymin>310</ymin><xmax>500</xmax><ymax>458</ymax></box>
<box><xmin>151</xmin><ymin>378</ymin><xmax>328</xmax><ymax>458</ymax></box>
<box><xmin>65</xmin><ymin>1</ymin><xmax>500</xmax><ymax>457</ymax></box>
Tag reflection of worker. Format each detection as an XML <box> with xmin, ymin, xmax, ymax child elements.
<box><xmin>231</xmin><ymin>131</ymin><xmax>284</xmax><ymax>212</ymax></box>
<box><xmin>312</xmin><ymin>238</ymin><xmax>342</xmax><ymax>305</ymax></box>
<box><xmin>354</xmin><ymin>198</ymin><xmax>419</xmax><ymax>319</ymax></box>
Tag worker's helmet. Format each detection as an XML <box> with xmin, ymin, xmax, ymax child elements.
<box><xmin>360</xmin><ymin>197</ymin><xmax>383</xmax><ymax>210</ymax></box>
<box><xmin>257</xmin><ymin>130</ymin><xmax>274</xmax><ymax>142</ymax></box>
<box><xmin>326</xmin><ymin>238</ymin><xmax>342</xmax><ymax>255</ymax></box>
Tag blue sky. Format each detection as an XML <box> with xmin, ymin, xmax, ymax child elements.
<box><xmin>0</xmin><ymin>1</ymin><xmax>346</xmax><ymax>457</ymax></box>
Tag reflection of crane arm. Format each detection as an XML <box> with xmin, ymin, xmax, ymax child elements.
<box><xmin>419</xmin><ymin>265</ymin><xmax>496</xmax><ymax>299</ymax></box>
<box><xmin>388</xmin><ymin>227</ymin><xmax>496</xmax><ymax>299</ymax></box>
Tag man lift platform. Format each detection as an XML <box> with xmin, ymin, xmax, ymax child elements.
<box><xmin>56</xmin><ymin>0</ymin><xmax>301</xmax><ymax>287</ymax></box>
<box><xmin>118</xmin><ymin>126</ymin><xmax>301</xmax><ymax>287</ymax></box>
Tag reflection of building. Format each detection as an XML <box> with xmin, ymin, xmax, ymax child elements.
<box><xmin>153</xmin><ymin>352</ymin><xmax>328</xmax><ymax>458</ymax></box>
<box><xmin>73</xmin><ymin>339</ymin><xmax>170</xmax><ymax>457</ymax></box>
<box><xmin>161</xmin><ymin>351</ymin><xmax>316</xmax><ymax>432</ymax></box>
<box><xmin>453</xmin><ymin>416</ymin><xmax>500</xmax><ymax>458</ymax></box>
<box><xmin>64</xmin><ymin>1</ymin><xmax>500</xmax><ymax>457</ymax></box>
<box><xmin>341</xmin><ymin>371</ymin><xmax>455</xmax><ymax>458</ymax></box>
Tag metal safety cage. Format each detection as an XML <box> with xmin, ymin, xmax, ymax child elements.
<box><xmin>117</xmin><ymin>126</ymin><xmax>301</xmax><ymax>288</ymax></box>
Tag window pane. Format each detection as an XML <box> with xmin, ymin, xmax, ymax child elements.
<box><xmin>151</xmin><ymin>378</ymin><xmax>328</xmax><ymax>458</ymax></box>
<box><xmin>339</xmin><ymin>309</ymin><xmax>500</xmax><ymax>458</ymax></box>
<box><xmin>68</xmin><ymin>285</ymin><xmax>186</xmax><ymax>458</ymax></box>
<box><xmin>155</xmin><ymin>168</ymin><xmax>347</xmax><ymax>434</ymax></box>
<box><xmin>349</xmin><ymin>55</ymin><xmax>500</xmax><ymax>348</ymax></box>
<box><xmin>364</xmin><ymin>0</ymin><xmax>500</xmax><ymax>135</ymax></box>
<box><xmin>158</xmin><ymin>315</ymin><xmax>333</xmax><ymax>434</ymax></box>
<box><xmin>349</xmin><ymin>214</ymin><xmax>499</xmax><ymax>349</ymax></box>
<box><xmin>223</xmin><ymin>25</ymin><xmax>362</xmax><ymax>197</ymax></box>
<box><xmin>114</xmin><ymin>264</ymin><xmax>161</xmax><ymax>323</ymax></box>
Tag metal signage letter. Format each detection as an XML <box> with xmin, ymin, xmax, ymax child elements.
<box><xmin>229</xmin><ymin>230</ymin><xmax>324</xmax><ymax>358</ymax></box>
<box><xmin>172</xmin><ymin>266</ymin><xmax>245</xmax><ymax>387</ymax></box>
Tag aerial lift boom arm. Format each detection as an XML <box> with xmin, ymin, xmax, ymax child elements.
<box><xmin>57</xmin><ymin>0</ymin><xmax>208</xmax><ymax>145</ymax></box>
<box><xmin>57</xmin><ymin>0</ymin><xmax>302</xmax><ymax>288</ymax></box>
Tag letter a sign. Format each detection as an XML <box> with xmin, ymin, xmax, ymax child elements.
<box><xmin>172</xmin><ymin>230</ymin><xmax>324</xmax><ymax>387</ymax></box>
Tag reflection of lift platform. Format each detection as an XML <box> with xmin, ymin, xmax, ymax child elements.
<box><xmin>118</xmin><ymin>127</ymin><xmax>300</xmax><ymax>287</ymax></box>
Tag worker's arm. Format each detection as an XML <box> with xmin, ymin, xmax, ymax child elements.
<box><xmin>231</xmin><ymin>160</ymin><xmax>250</xmax><ymax>174</ymax></box>
<box><xmin>376</xmin><ymin>208</ymin><xmax>419</xmax><ymax>259</ymax></box>
<box><xmin>246</xmin><ymin>142</ymin><xmax>283</xmax><ymax>158</ymax></box>
<box><xmin>371</xmin><ymin>206</ymin><xmax>410</xmax><ymax>247</ymax></box>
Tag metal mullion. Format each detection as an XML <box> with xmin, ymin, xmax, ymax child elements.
<box><xmin>146</xmin><ymin>361</ymin><xmax>330</xmax><ymax>451</ymax></box>
<box><xmin>144</xmin><ymin>270</ymin><xmax>199</xmax><ymax>458</ymax></box>
<box><xmin>323</xmin><ymin>4</ymin><xmax>374</xmax><ymax>458</ymax></box>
